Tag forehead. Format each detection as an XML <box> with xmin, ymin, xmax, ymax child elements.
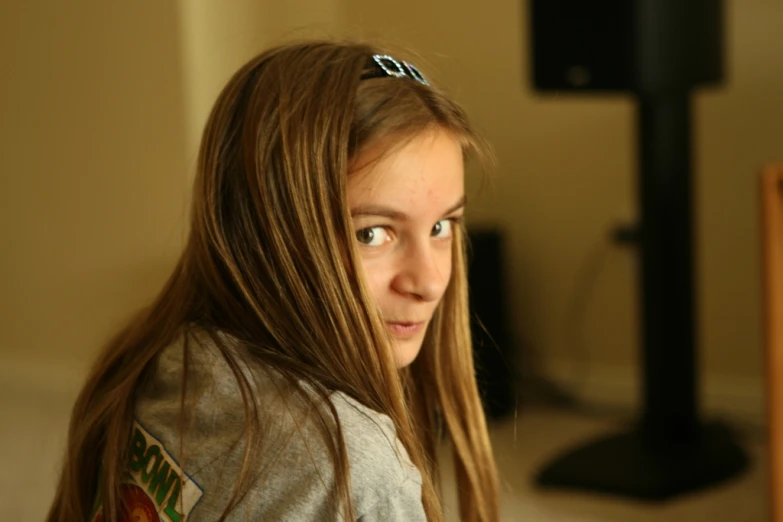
<box><xmin>347</xmin><ymin>129</ymin><xmax>465</xmax><ymax>207</ymax></box>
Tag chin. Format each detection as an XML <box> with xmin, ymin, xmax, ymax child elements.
<box><xmin>393</xmin><ymin>338</ymin><xmax>424</xmax><ymax>369</ymax></box>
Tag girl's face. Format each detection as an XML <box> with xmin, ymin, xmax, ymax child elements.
<box><xmin>347</xmin><ymin>129</ymin><xmax>465</xmax><ymax>368</ymax></box>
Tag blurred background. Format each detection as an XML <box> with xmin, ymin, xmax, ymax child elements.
<box><xmin>1</xmin><ymin>0</ymin><xmax>781</xmax><ymax>520</ymax></box>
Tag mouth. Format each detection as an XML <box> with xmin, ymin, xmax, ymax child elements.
<box><xmin>385</xmin><ymin>321</ymin><xmax>426</xmax><ymax>338</ymax></box>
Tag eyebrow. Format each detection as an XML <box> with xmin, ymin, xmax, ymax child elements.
<box><xmin>350</xmin><ymin>195</ymin><xmax>466</xmax><ymax>221</ymax></box>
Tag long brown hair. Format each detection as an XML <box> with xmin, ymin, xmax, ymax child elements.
<box><xmin>47</xmin><ymin>40</ymin><xmax>499</xmax><ymax>522</ymax></box>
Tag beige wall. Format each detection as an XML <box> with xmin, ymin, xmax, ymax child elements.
<box><xmin>0</xmin><ymin>1</ymin><xmax>189</xmax><ymax>376</ymax></box>
<box><xmin>177</xmin><ymin>0</ymin><xmax>346</xmax><ymax>154</ymax></box>
<box><xmin>2</xmin><ymin>1</ymin><xmax>780</xmax><ymax>418</ymax></box>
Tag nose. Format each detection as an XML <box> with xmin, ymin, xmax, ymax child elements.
<box><xmin>391</xmin><ymin>240</ymin><xmax>450</xmax><ymax>302</ymax></box>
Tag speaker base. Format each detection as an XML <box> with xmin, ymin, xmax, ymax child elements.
<box><xmin>534</xmin><ymin>421</ymin><xmax>749</xmax><ymax>501</ymax></box>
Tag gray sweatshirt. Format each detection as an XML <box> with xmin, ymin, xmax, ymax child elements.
<box><xmin>113</xmin><ymin>334</ymin><xmax>427</xmax><ymax>521</ymax></box>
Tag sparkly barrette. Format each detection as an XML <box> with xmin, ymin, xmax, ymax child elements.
<box><xmin>361</xmin><ymin>54</ymin><xmax>429</xmax><ymax>85</ymax></box>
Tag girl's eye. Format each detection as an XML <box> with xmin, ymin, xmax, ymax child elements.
<box><xmin>355</xmin><ymin>226</ymin><xmax>390</xmax><ymax>247</ymax></box>
<box><xmin>431</xmin><ymin>219</ymin><xmax>454</xmax><ymax>239</ymax></box>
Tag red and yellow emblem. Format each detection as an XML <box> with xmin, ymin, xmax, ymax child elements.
<box><xmin>94</xmin><ymin>484</ymin><xmax>160</xmax><ymax>522</ymax></box>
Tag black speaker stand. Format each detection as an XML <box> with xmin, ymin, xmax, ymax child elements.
<box><xmin>533</xmin><ymin>1</ymin><xmax>749</xmax><ymax>501</ymax></box>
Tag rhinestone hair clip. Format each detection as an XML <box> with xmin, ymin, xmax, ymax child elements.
<box><xmin>361</xmin><ymin>54</ymin><xmax>429</xmax><ymax>85</ymax></box>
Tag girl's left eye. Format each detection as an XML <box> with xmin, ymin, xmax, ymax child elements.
<box><xmin>431</xmin><ymin>219</ymin><xmax>455</xmax><ymax>238</ymax></box>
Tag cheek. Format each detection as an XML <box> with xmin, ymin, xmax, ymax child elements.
<box><xmin>359</xmin><ymin>257</ymin><xmax>393</xmax><ymax>306</ymax></box>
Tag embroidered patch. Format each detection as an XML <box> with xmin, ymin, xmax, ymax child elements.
<box><xmin>93</xmin><ymin>421</ymin><xmax>204</xmax><ymax>522</ymax></box>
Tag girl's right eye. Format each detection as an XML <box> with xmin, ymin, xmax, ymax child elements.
<box><xmin>355</xmin><ymin>226</ymin><xmax>390</xmax><ymax>247</ymax></box>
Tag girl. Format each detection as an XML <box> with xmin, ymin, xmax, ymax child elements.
<box><xmin>47</xmin><ymin>40</ymin><xmax>500</xmax><ymax>522</ymax></box>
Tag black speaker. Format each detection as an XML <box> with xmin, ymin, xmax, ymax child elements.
<box><xmin>467</xmin><ymin>229</ymin><xmax>515</xmax><ymax>420</ymax></box>
<box><xmin>528</xmin><ymin>0</ymin><xmax>724</xmax><ymax>93</ymax></box>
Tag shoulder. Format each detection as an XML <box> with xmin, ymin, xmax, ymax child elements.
<box><xmin>330</xmin><ymin>391</ymin><xmax>419</xmax><ymax>483</ymax></box>
<box><xmin>135</xmin><ymin>333</ymin><xmax>425</xmax><ymax>519</ymax></box>
<box><xmin>329</xmin><ymin>392</ymin><xmax>426</xmax><ymax>520</ymax></box>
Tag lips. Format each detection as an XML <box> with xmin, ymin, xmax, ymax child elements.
<box><xmin>385</xmin><ymin>321</ymin><xmax>426</xmax><ymax>338</ymax></box>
